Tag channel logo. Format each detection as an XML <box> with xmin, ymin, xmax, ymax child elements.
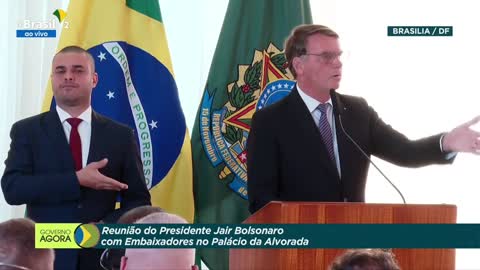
<box><xmin>16</xmin><ymin>8</ymin><xmax>67</xmax><ymax>38</ymax></box>
<box><xmin>75</xmin><ymin>224</ymin><xmax>100</xmax><ymax>248</ymax></box>
<box><xmin>52</xmin><ymin>9</ymin><xmax>67</xmax><ymax>23</ymax></box>
<box><xmin>35</xmin><ymin>223</ymin><xmax>80</xmax><ymax>248</ymax></box>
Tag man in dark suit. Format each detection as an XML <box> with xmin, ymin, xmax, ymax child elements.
<box><xmin>247</xmin><ymin>24</ymin><xmax>480</xmax><ymax>213</ymax></box>
<box><xmin>1</xmin><ymin>46</ymin><xmax>151</xmax><ymax>270</ymax></box>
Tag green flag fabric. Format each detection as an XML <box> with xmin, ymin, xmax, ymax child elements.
<box><xmin>192</xmin><ymin>0</ymin><xmax>312</xmax><ymax>268</ymax></box>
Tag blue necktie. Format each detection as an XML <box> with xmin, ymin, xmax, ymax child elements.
<box><xmin>317</xmin><ymin>103</ymin><xmax>336</xmax><ymax>165</ymax></box>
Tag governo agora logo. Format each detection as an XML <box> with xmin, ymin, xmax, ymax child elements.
<box><xmin>75</xmin><ymin>224</ymin><xmax>100</xmax><ymax>248</ymax></box>
<box><xmin>200</xmin><ymin>43</ymin><xmax>295</xmax><ymax>200</ymax></box>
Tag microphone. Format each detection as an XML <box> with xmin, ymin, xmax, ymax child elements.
<box><xmin>330</xmin><ymin>89</ymin><xmax>407</xmax><ymax>204</ymax></box>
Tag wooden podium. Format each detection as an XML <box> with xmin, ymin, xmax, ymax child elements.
<box><xmin>229</xmin><ymin>201</ymin><xmax>456</xmax><ymax>270</ymax></box>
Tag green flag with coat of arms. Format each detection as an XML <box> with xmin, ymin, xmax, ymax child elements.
<box><xmin>191</xmin><ymin>0</ymin><xmax>312</xmax><ymax>268</ymax></box>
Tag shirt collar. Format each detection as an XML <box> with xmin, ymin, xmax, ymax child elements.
<box><xmin>56</xmin><ymin>106</ymin><xmax>92</xmax><ymax>125</ymax></box>
<box><xmin>296</xmin><ymin>84</ymin><xmax>332</xmax><ymax>113</ymax></box>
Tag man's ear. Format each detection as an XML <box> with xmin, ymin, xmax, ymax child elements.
<box><xmin>120</xmin><ymin>255</ymin><xmax>128</xmax><ymax>270</ymax></box>
<box><xmin>92</xmin><ymin>72</ymin><xmax>99</xmax><ymax>88</ymax></box>
<box><xmin>292</xmin><ymin>57</ymin><xmax>303</xmax><ymax>76</ymax></box>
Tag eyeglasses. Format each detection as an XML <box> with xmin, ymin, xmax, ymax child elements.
<box><xmin>0</xmin><ymin>262</ymin><xmax>31</xmax><ymax>270</ymax></box>
<box><xmin>100</xmin><ymin>248</ymin><xmax>125</xmax><ymax>270</ymax></box>
<box><xmin>303</xmin><ymin>51</ymin><xmax>344</xmax><ymax>64</ymax></box>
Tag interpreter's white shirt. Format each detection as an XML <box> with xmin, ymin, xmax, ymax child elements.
<box><xmin>56</xmin><ymin>106</ymin><xmax>92</xmax><ymax>169</ymax></box>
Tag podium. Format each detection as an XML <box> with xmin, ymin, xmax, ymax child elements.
<box><xmin>229</xmin><ymin>201</ymin><xmax>456</xmax><ymax>270</ymax></box>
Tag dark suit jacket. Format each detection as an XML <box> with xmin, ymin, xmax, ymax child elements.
<box><xmin>247</xmin><ymin>88</ymin><xmax>452</xmax><ymax>213</ymax></box>
<box><xmin>1</xmin><ymin>110</ymin><xmax>151</xmax><ymax>270</ymax></box>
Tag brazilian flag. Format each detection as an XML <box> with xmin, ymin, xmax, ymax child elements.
<box><xmin>43</xmin><ymin>0</ymin><xmax>194</xmax><ymax>222</ymax></box>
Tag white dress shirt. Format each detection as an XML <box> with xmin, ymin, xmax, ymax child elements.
<box><xmin>56</xmin><ymin>106</ymin><xmax>92</xmax><ymax>169</ymax></box>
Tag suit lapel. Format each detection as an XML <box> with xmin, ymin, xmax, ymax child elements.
<box><xmin>87</xmin><ymin>111</ymin><xmax>107</xmax><ymax>164</ymax></box>
<box><xmin>332</xmin><ymin>91</ymin><xmax>355</xmax><ymax>184</ymax></box>
<box><xmin>288</xmin><ymin>89</ymin><xmax>340</xmax><ymax>180</ymax></box>
<box><xmin>41</xmin><ymin>110</ymin><xmax>76</xmax><ymax>170</ymax></box>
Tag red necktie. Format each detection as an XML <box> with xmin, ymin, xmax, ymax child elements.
<box><xmin>67</xmin><ymin>118</ymin><xmax>83</xmax><ymax>171</ymax></box>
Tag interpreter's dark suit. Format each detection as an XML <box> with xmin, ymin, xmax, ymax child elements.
<box><xmin>247</xmin><ymin>88</ymin><xmax>452</xmax><ymax>213</ymax></box>
<box><xmin>1</xmin><ymin>110</ymin><xmax>151</xmax><ymax>270</ymax></box>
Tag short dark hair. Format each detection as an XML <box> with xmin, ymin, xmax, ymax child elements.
<box><xmin>55</xmin><ymin>45</ymin><xmax>96</xmax><ymax>71</ymax></box>
<box><xmin>0</xmin><ymin>218</ymin><xmax>54</xmax><ymax>270</ymax></box>
<box><xmin>284</xmin><ymin>24</ymin><xmax>338</xmax><ymax>77</ymax></box>
<box><xmin>330</xmin><ymin>249</ymin><xmax>401</xmax><ymax>270</ymax></box>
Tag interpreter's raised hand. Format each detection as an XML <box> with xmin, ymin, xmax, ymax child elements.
<box><xmin>76</xmin><ymin>158</ymin><xmax>128</xmax><ymax>190</ymax></box>
<box><xmin>442</xmin><ymin>116</ymin><xmax>480</xmax><ymax>154</ymax></box>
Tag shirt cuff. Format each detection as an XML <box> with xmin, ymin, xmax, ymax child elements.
<box><xmin>440</xmin><ymin>133</ymin><xmax>457</xmax><ymax>160</ymax></box>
